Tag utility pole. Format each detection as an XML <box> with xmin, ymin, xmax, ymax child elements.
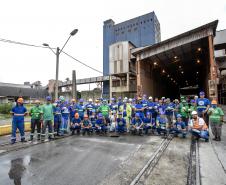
<box><xmin>55</xmin><ymin>47</ymin><xmax>60</xmax><ymax>100</ymax></box>
<box><xmin>72</xmin><ymin>70</ymin><xmax>77</xmax><ymax>101</ymax></box>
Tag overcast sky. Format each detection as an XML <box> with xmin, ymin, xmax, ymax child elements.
<box><xmin>0</xmin><ymin>0</ymin><xmax>225</xmax><ymax>90</ymax></box>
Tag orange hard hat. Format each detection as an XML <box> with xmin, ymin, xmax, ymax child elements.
<box><xmin>74</xmin><ymin>113</ymin><xmax>79</xmax><ymax>119</ymax></box>
<box><xmin>17</xmin><ymin>98</ymin><xmax>24</xmax><ymax>103</ymax></box>
<box><xmin>211</xmin><ymin>100</ymin><xmax>217</xmax><ymax>104</ymax></box>
<box><xmin>71</xmin><ymin>99</ymin><xmax>76</xmax><ymax>102</ymax></box>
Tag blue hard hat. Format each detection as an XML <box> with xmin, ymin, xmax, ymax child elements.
<box><xmin>111</xmin><ymin>97</ymin><xmax>115</xmax><ymax>101</ymax></box>
<box><xmin>191</xmin><ymin>99</ymin><xmax>195</xmax><ymax>103</ymax></box>
<box><xmin>118</xmin><ymin>97</ymin><xmax>122</xmax><ymax>100</ymax></box>
<box><xmin>199</xmin><ymin>91</ymin><xmax>205</xmax><ymax>95</ymax></box>
<box><xmin>79</xmin><ymin>99</ymin><xmax>84</xmax><ymax>103</ymax></box>
<box><xmin>118</xmin><ymin>112</ymin><xmax>122</xmax><ymax>115</ymax></box>
<box><xmin>46</xmin><ymin>96</ymin><xmax>52</xmax><ymax>101</ymax></box>
<box><xmin>135</xmin><ymin>113</ymin><xmax>140</xmax><ymax>117</ymax></box>
<box><xmin>98</xmin><ymin>113</ymin><xmax>103</xmax><ymax>118</ymax></box>
<box><xmin>177</xmin><ymin>114</ymin><xmax>182</xmax><ymax>118</ymax></box>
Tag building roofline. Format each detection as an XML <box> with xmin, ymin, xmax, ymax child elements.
<box><xmin>110</xmin><ymin>11</ymin><xmax>155</xmax><ymax>27</ymax></box>
<box><xmin>132</xmin><ymin>20</ymin><xmax>218</xmax><ymax>55</ymax></box>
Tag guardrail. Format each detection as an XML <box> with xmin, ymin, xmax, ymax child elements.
<box><xmin>0</xmin><ymin>122</ymin><xmax>31</xmax><ymax>136</ymax></box>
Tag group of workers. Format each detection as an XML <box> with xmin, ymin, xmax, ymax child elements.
<box><xmin>10</xmin><ymin>91</ymin><xmax>224</xmax><ymax>144</ymax></box>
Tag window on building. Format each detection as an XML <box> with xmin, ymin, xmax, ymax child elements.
<box><xmin>134</xmin><ymin>27</ymin><xmax>137</xmax><ymax>31</ymax></box>
<box><xmin>140</xmin><ymin>21</ymin><xmax>142</xmax><ymax>24</ymax></box>
<box><xmin>128</xmin><ymin>29</ymin><xmax>131</xmax><ymax>32</ymax></box>
<box><xmin>144</xmin><ymin>20</ymin><xmax>146</xmax><ymax>23</ymax></box>
<box><xmin>151</xmin><ymin>18</ymin><xmax>152</xmax><ymax>21</ymax></box>
<box><xmin>121</xmin><ymin>31</ymin><xmax>124</xmax><ymax>34</ymax></box>
<box><xmin>136</xmin><ymin>22</ymin><xmax>138</xmax><ymax>25</ymax></box>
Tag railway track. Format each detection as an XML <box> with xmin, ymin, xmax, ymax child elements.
<box><xmin>187</xmin><ymin>140</ymin><xmax>201</xmax><ymax>185</ymax></box>
<box><xmin>129</xmin><ymin>135</ymin><xmax>173</xmax><ymax>185</ymax></box>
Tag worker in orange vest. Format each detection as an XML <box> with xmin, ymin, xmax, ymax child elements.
<box><xmin>189</xmin><ymin>111</ymin><xmax>209</xmax><ymax>142</ymax></box>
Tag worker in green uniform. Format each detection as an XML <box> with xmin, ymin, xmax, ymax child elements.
<box><xmin>41</xmin><ymin>96</ymin><xmax>54</xmax><ymax>141</ymax></box>
<box><xmin>98</xmin><ymin>99</ymin><xmax>110</xmax><ymax>124</ymax></box>
<box><xmin>29</xmin><ymin>100</ymin><xmax>43</xmax><ymax>141</ymax></box>
<box><xmin>208</xmin><ymin>100</ymin><xmax>224</xmax><ymax>141</ymax></box>
<box><xmin>179</xmin><ymin>99</ymin><xmax>189</xmax><ymax>127</ymax></box>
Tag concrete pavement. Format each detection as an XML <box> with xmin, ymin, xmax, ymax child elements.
<box><xmin>0</xmin><ymin>135</ymin><xmax>163</xmax><ymax>185</ymax></box>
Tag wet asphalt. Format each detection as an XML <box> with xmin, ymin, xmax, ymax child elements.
<box><xmin>0</xmin><ymin>135</ymin><xmax>160</xmax><ymax>185</ymax></box>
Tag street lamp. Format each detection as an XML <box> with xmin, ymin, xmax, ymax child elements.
<box><xmin>43</xmin><ymin>28</ymin><xmax>78</xmax><ymax>100</ymax></box>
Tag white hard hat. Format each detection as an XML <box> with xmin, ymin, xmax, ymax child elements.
<box><xmin>148</xmin><ymin>96</ymin><xmax>153</xmax><ymax>100</ymax></box>
<box><xmin>191</xmin><ymin>111</ymin><xmax>198</xmax><ymax>115</ymax></box>
<box><xmin>129</xmin><ymin>98</ymin><xmax>133</xmax><ymax>102</ymax></box>
<box><xmin>88</xmin><ymin>98</ymin><xmax>93</xmax><ymax>102</ymax></box>
<box><xmin>124</xmin><ymin>97</ymin><xmax>128</xmax><ymax>100</ymax></box>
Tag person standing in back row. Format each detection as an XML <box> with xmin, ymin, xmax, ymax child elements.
<box><xmin>196</xmin><ymin>91</ymin><xmax>210</xmax><ymax>125</ymax></box>
<box><xmin>29</xmin><ymin>100</ymin><xmax>43</xmax><ymax>141</ymax></box>
<box><xmin>208</xmin><ymin>100</ymin><xmax>224</xmax><ymax>141</ymax></box>
<box><xmin>41</xmin><ymin>96</ymin><xmax>54</xmax><ymax>141</ymax></box>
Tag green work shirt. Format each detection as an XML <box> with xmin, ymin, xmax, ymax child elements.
<box><xmin>42</xmin><ymin>104</ymin><xmax>54</xmax><ymax>121</ymax></box>
<box><xmin>30</xmin><ymin>106</ymin><xmax>43</xmax><ymax>119</ymax></box>
<box><xmin>98</xmin><ymin>105</ymin><xmax>110</xmax><ymax>117</ymax></box>
<box><xmin>209</xmin><ymin>107</ymin><xmax>224</xmax><ymax>123</ymax></box>
<box><xmin>179</xmin><ymin>104</ymin><xmax>189</xmax><ymax>118</ymax></box>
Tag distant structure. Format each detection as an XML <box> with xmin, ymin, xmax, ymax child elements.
<box><xmin>0</xmin><ymin>82</ymin><xmax>48</xmax><ymax>103</ymax></box>
<box><xmin>103</xmin><ymin>11</ymin><xmax>161</xmax><ymax>96</ymax></box>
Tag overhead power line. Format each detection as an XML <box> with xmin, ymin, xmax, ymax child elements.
<box><xmin>62</xmin><ymin>51</ymin><xmax>103</xmax><ymax>74</ymax></box>
<box><xmin>0</xmin><ymin>38</ymin><xmax>47</xmax><ymax>48</ymax></box>
<box><xmin>0</xmin><ymin>37</ymin><xmax>103</xmax><ymax>74</ymax></box>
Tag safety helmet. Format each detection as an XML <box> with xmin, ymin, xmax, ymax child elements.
<box><xmin>199</xmin><ymin>91</ymin><xmax>205</xmax><ymax>96</ymax></box>
<box><xmin>35</xmin><ymin>99</ymin><xmax>40</xmax><ymax>104</ymax></box>
<box><xmin>74</xmin><ymin>113</ymin><xmax>79</xmax><ymax>118</ymax></box>
<box><xmin>95</xmin><ymin>99</ymin><xmax>99</xmax><ymax>103</ymax></box>
<box><xmin>88</xmin><ymin>98</ymin><xmax>93</xmax><ymax>102</ymax></box>
<box><xmin>148</xmin><ymin>96</ymin><xmax>153</xmax><ymax>100</ymax></box>
<box><xmin>79</xmin><ymin>99</ymin><xmax>84</xmax><ymax>103</ymax></box>
<box><xmin>190</xmin><ymin>99</ymin><xmax>195</xmax><ymax>103</ymax></box>
<box><xmin>59</xmin><ymin>96</ymin><xmax>65</xmax><ymax>101</ymax></box>
<box><xmin>103</xmin><ymin>99</ymin><xmax>107</xmax><ymax>102</ymax></box>
<box><xmin>98</xmin><ymin>113</ymin><xmax>103</xmax><ymax>118</ymax></box>
<box><xmin>71</xmin><ymin>99</ymin><xmax>76</xmax><ymax>102</ymax></box>
<box><xmin>146</xmin><ymin>112</ymin><xmax>151</xmax><ymax>116</ymax></box>
<box><xmin>143</xmin><ymin>94</ymin><xmax>147</xmax><ymax>98</ymax></box>
<box><xmin>135</xmin><ymin>113</ymin><xmax>140</xmax><ymax>117</ymax></box>
<box><xmin>211</xmin><ymin>100</ymin><xmax>217</xmax><ymax>105</ymax></box>
<box><xmin>128</xmin><ymin>98</ymin><xmax>133</xmax><ymax>102</ymax></box>
<box><xmin>46</xmin><ymin>96</ymin><xmax>52</xmax><ymax>101</ymax></box>
<box><xmin>118</xmin><ymin>97</ymin><xmax>122</xmax><ymax>100</ymax></box>
<box><xmin>112</xmin><ymin>110</ymin><xmax>116</xmax><ymax>114</ymax></box>
<box><xmin>111</xmin><ymin>97</ymin><xmax>115</xmax><ymax>101</ymax></box>
<box><xmin>118</xmin><ymin>112</ymin><xmax>122</xmax><ymax>115</ymax></box>
<box><xmin>182</xmin><ymin>99</ymin><xmax>186</xmax><ymax>103</ymax></box>
<box><xmin>84</xmin><ymin>114</ymin><xmax>88</xmax><ymax>118</ymax></box>
<box><xmin>17</xmin><ymin>98</ymin><xmax>24</xmax><ymax>103</ymax></box>
<box><xmin>177</xmin><ymin>114</ymin><xmax>182</xmax><ymax>118</ymax></box>
<box><xmin>191</xmin><ymin>111</ymin><xmax>198</xmax><ymax>115</ymax></box>
<box><xmin>124</xmin><ymin>97</ymin><xmax>128</xmax><ymax>100</ymax></box>
<box><xmin>161</xmin><ymin>97</ymin><xmax>165</xmax><ymax>100</ymax></box>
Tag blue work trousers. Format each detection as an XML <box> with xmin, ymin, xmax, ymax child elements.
<box><xmin>11</xmin><ymin>119</ymin><xmax>25</xmax><ymax>141</ymax></box>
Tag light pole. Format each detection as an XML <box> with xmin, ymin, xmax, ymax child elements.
<box><xmin>43</xmin><ymin>28</ymin><xmax>78</xmax><ymax>100</ymax></box>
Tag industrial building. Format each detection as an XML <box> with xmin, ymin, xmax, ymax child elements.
<box><xmin>108</xmin><ymin>20</ymin><xmax>225</xmax><ymax>101</ymax></box>
<box><xmin>103</xmin><ymin>11</ymin><xmax>161</xmax><ymax>96</ymax></box>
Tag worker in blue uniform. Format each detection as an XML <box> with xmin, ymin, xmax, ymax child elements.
<box><xmin>95</xmin><ymin>113</ymin><xmax>107</xmax><ymax>135</ymax></box>
<box><xmin>116</xmin><ymin>112</ymin><xmax>126</xmax><ymax>133</ymax></box>
<box><xmin>170</xmin><ymin>114</ymin><xmax>187</xmax><ymax>138</ymax></box>
<box><xmin>85</xmin><ymin>98</ymin><xmax>95</xmax><ymax>118</ymax></box>
<box><xmin>196</xmin><ymin>91</ymin><xmax>210</xmax><ymax>125</ymax></box>
<box><xmin>135</xmin><ymin>97</ymin><xmax>144</xmax><ymax>119</ymax></box>
<box><xmin>130</xmin><ymin>113</ymin><xmax>144</xmax><ymax>135</ymax></box>
<box><xmin>68</xmin><ymin>99</ymin><xmax>77</xmax><ymax>125</ymax></box>
<box><xmin>10</xmin><ymin>98</ymin><xmax>28</xmax><ymax>144</ymax></box>
<box><xmin>143</xmin><ymin>112</ymin><xmax>156</xmax><ymax>135</ymax></box>
<box><xmin>53</xmin><ymin>101</ymin><xmax>62</xmax><ymax>136</ymax></box>
<box><xmin>77</xmin><ymin>99</ymin><xmax>85</xmax><ymax>120</ymax></box>
<box><xmin>70</xmin><ymin>113</ymin><xmax>81</xmax><ymax>135</ymax></box>
<box><xmin>81</xmin><ymin>114</ymin><xmax>92</xmax><ymax>135</ymax></box>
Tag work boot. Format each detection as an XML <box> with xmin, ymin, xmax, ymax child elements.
<box><xmin>29</xmin><ymin>135</ymin><xmax>33</xmax><ymax>141</ymax></box>
<box><xmin>11</xmin><ymin>139</ymin><xmax>16</xmax><ymax>145</ymax></box>
<box><xmin>21</xmin><ymin>138</ymin><xmax>27</xmax><ymax>142</ymax></box>
<box><xmin>37</xmin><ymin>135</ymin><xmax>41</xmax><ymax>140</ymax></box>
